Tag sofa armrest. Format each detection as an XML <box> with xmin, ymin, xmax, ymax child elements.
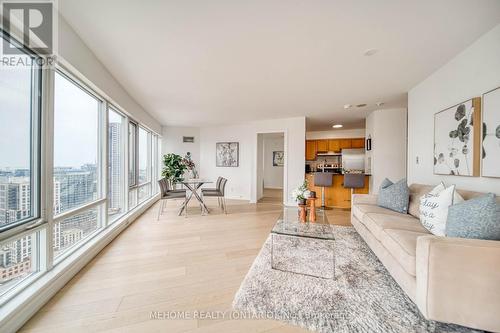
<box><xmin>351</xmin><ymin>194</ymin><xmax>378</xmax><ymax>205</ymax></box>
<box><xmin>416</xmin><ymin>235</ymin><xmax>500</xmax><ymax>332</ymax></box>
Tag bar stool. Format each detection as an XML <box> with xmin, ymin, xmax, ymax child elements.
<box><xmin>314</xmin><ymin>172</ymin><xmax>333</xmax><ymax>210</ymax></box>
<box><xmin>343</xmin><ymin>173</ymin><xmax>366</xmax><ymax>206</ymax></box>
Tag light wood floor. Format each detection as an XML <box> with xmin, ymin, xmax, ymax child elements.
<box><xmin>20</xmin><ymin>199</ymin><xmax>351</xmax><ymax>333</ymax></box>
<box><xmin>257</xmin><ymin>188</ymin><xmax>283</xmax><ymax>204</ymax></box>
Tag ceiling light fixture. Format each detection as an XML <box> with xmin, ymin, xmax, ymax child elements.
<box><xmin>343</xmin><ymin>104</ymin><xmax>352</xmax><ymax>109</ymax></box>
<box><xmin>332</xmin><ymin>124</ymin><xmax>343</xmax><ymax>129</ymax></box>
<box><xmin>376</xmin><ymin>102</ymin><xmax>385</xmax><ymax>107</ymax></box>
<box><xmin>356</xmin><ymin>104</ymin><xmax>367</xmax><ymax>108</ymax></box>
<box><xmin>364</xmin><ymin>48</ymin><xmax>378</xmax><ymax>56</ymax></box>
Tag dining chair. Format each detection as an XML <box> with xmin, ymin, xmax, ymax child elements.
<box><xmin>157</xmin><ymin>178</ymin><xmax>187</xmax><ymax>220</ymax></box>
<box><xmin>201</xmin><ymin>177</ymin><xmax>228</xmax><ymax>214</ymax></box>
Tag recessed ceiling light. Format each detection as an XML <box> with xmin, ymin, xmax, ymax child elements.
<box><xmin>364</xmin><ymin>48</ymin><xmax>378</xmax><ymax>56</ymax></box>
<box><xmin>343</xmin><ymin>104</ymin><xmax>352</xmax><ymax>109</ymax></box>
<box><xmin>376</xmin><ymin>102</ymin><xmax>385</xmax><ymax>107</ymax></box>
<box><xmin>332</xmin><ymin>124</ymin><xmax>343</xmax><ymax>129</ymax></box>
<box><xmin>356</xmin><ymin>104</ymin><xmax>367</xmax><ymax>108</ymax></box>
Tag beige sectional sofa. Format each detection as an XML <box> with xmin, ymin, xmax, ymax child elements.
<box><xmin>351</xmin><ymin>184</ymin><xmax>500</xmax><ymax>332</ymax></box>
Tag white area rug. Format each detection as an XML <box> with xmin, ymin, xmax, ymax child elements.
<box><xmin>233</xmin><ymin>226</ymin><xmax>483</xmax><ymax>333</ymax></box>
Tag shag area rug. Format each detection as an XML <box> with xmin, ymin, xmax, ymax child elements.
<box><xmin>233</xmin><ymin>226</ymin><xmax>483</xmax><ymax>333</ymax></box>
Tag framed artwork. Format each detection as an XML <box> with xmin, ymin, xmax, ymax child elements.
<box><xmin>272</xmin><ymin>151</ymin><xmax>284</xmax><ymax>166</ymax></box>
<box><xmin>216</xmin><ymin>142</ymin><xmax>239</xmax><ymax>167</ymax></box>
<box><xmin>434</xmin><ymin>97</ymin><xmax>481</xmax><ymax>177</ymax></box>
<box><xmin>482</xmin><ymin>86</ymin><xmax>500</xmax><ymax>178</ymax></box>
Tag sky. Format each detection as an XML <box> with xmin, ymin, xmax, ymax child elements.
<box><xmin>0</xmin><ymin>68</ymin><xmax>99</xmax><ymax>169</ymax></box>
<box><xmin>1</xmin><ymin>56</ymin><xmax>157</xmax><ymax>173</ymax></box>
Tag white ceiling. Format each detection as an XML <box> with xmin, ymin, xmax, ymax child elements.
<box><xmin>59</xmin><ymin>0</ymin><xmax>500</xmax><ymax>130</ymax></box>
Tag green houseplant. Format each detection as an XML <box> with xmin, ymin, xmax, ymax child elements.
<box><xmin>162</xmin><ymin>153</ymin><xmax>187</xmax><ymax>186</ymax></box>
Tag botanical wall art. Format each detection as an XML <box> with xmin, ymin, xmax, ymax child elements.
<box><xmin>434</xmin><ymin>97</ymin><xmax>481</xmax><ymax>177</ymax></box>
<box><xmin>482</xmin><ymin>86</ymin><xmax>500</xmax><ymax>178</ymax></box>
<box><xmin>216</xmin><ymin>142</ymin><xmax>239</xmax><ymax>167</ymax></box>
<box><xmin>272</xmin><ymin>151</ymin><xmax>284</xmax><ymax>166</ymax></box>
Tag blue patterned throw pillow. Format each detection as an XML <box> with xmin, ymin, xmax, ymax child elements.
<box><xmin>446</xmin><ymin>194</ymin><xmax>500</xmax><ymax>240</ymax></box>
<box><xmin>377</xmin><ymin>178</ymin><xmax>410</xmax><ymax>214</ymax></box>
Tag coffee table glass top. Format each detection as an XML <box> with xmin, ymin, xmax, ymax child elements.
<box><xmin>271</xmin><ymin>207</ymin><xmax>334</xmax><ymax>240</ymax></box>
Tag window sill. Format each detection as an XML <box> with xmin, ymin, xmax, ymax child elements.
<box><xmin>0</xmin><ymin>194</ymin><xmax>159</xmax><ymax>333</ymax></box>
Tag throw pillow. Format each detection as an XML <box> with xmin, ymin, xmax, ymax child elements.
<box><xmin>446</xmin><ymin>194</ymin><xmax>500</xmax><ymax>240</ymax></box>
<box><xmin>419</xmin><ymin>184</ymin><xmax>464</xmax><ymax>236</ymax></box>
<box><xmin>377</xmin><ymin>178</ymin><xmax>410</xmax><ymax>214</ymax></box>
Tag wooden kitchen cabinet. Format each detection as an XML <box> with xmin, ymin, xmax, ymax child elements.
<box><xmin>316</xmin><ymin>140</ymin><xmax>328</xmax><ymax>152</ymax></box>
<box><xmin>328</xmin><ymin>139</ymin><xmax>341</xmax><ymax>153</ymax></box>
<box><xmin>305</xmin><ymin>173</ymin><xmax>370</xmax><ymax>209</ymax></box>
<box><xmin>351</xmin><ymin>138</ymin><xmax>365</xmax><ymax>149</ymax></box>
<box><xmin>305</xmin><ymin>140</ymin><xmax>317</xmax><ymax>160</ymax></box>
<box><xmin>339</xmin><ymin>139</ymin><xmax>352</xmax><ymax>150</ymax></box>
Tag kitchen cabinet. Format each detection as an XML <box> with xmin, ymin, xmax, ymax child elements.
<box><xmin>316</xmin><ymin>140</ymin><xmax>328</xmax><ymax>152</ymax></box>
<box><xmin>339</xmin><ymin>139</ymin><xmax>352</xmax><ymax>150</ymax></box>
<box><xmin>328</xmin><ymin>139</ymin><xmax>341</xmax><ymax>153</ymax></box>
<box><xmin>351</xmin><ymin>138</ymin><xmax>365</xmax><ymax>149</ymax></box>
<box><xmin>305</xmin><ymin>173</ymin><xmax>370</xmax><ymax>209</ymax></box>
<box><xmin>305</xmin><ymin>140</ymin><xmax>317</xmax><ymax>160</ymax></box>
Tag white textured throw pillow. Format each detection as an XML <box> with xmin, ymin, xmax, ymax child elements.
<box><xmin>419</xmin><ymin>184</ymin><xmax>464</xmax><ymax>236</ymax></box>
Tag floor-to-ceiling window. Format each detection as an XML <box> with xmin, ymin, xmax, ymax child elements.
<box><xmin>108</xmin><ymin>108</ymin><xmax>126</xmax><ymax>223</ymax></box>
<box><xmin>0</xmin><ymin>33</ymin><xmax>43</xmax><ymax>299</ymax></box>
<box><xmin>0</xmin><ymin>29</ymin><xmax>161</xmax><ymax>310</ymax></box>
<box><xmin>53</xmin><ymin>71</ymin><xmax>105</xmax><ymax>260</ymax></box>
<box><xmin>137</xmin><ymin>127</ymin><xmax>151</xmax><ymax>204</ymax></box>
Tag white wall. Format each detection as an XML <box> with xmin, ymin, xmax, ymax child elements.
<box><xmin>199</xmin><ymin>117</ymin><xmax>305</xmax><ymax>205</ymax></box>
<box><xmin>408</xmin><ymin>24</ymin><xmax>500</xmax><ymax>195</ymax></box>
<box><xmin>57</xmin><ymin>15</ymin><xmax>161</xmax><ymax>134</ymax></box>
<box><xmin>366</xmin><ymin>108</ymin><xmax>408</xmax><ymax>194</ymax></box>
<box><xmin>263</xmin><ymin>135</ymin><xmax>284</xmax><ymax>189</ymax></box>
<box><xmin>161</xmin><ymin>126</ymin><xmax>200</xmax><ymax>169</ymax></box>
<box><xmin>306</xmin><ymin>129</ymin><xmax>365</xmax><ymax>140</ymax></box>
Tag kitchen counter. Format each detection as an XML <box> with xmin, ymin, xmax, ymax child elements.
<box><xmin>305</xmin><ymin>173</ymin><xmax>370</xmax><ymax>209</ymax></box>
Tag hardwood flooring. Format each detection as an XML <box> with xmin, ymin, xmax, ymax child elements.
<box><xmin>20</xmin><ymin>198</ymin><xmax>351</xmax><ymax>333</ymax></box>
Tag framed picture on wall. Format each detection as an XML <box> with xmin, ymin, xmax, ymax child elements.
<box><xmin>482</xmin><ymin>86</ymin><xmax>500</xmax><ymax>178</ymax></box>
<box><xmin>272</xmin><ymin>151</ymin><xmax>284</xmax><ymax>166</ymax></box>
<box><xmin>216</xmin><ymin>142</ymin><xmax>239</xmax><ymax>167</ymax></box>
<box><xmin>434</xmin><ymin>97</ymin><xmax>481</xmax><ymax>177</ymax></box>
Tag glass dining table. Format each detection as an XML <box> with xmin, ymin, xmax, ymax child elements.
<box><xmin>177</xmin><ymin>179</ymin><xmax>213</xmax><ymax>216</ymax></box>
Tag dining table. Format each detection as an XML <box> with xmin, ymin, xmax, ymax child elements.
<box><xmin>178</xmin><ymin>179</ymin><xmax>213</xmax><ymax>216</ymax></box>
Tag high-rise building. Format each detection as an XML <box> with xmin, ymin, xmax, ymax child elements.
<box><xmin>0</xmin><ymin>177</ymin><xmax>31</xmax><ymax>226</ymax></box>
<box><xmin>54</xmin><ymin>167</ymin><xmax>97</xmax><ymax>213</ymax></box>
<box><xmin>108</xmin><ymin>122</ymin><xmax>122</xmax><ymax>216</ymax></box>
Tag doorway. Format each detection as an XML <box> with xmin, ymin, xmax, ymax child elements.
<box><xmin>256</xmin><ymin>133</ymin><xmax>285</xmax><ymax>204</ymax></box>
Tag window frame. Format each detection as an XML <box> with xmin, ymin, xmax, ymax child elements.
<box><xmin>51</xmin><ymin>68</ymin><xmax>107</xmax><ymax>263</ymax></box>
<box><xmin>106</xmin><ymin>105</ymin><xmax>128</xmax><ymax>222</ymax></box>
<box><xmin>0</xmin><ymin>31</ymin><xmax>42</xmax><ymax>235</ymax></box>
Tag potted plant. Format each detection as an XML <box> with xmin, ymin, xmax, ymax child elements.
<box><xmin>291</xmin><ymin>180</ymin><xmax>311</xmax><ymax>205</ymax></box>
<box><xmin>162</xmin><ymin>153</ymin><xmax>187</xmax><ymax>188</ymax></box>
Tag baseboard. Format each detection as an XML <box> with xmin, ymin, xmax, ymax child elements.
<box><xmin>0</xmin><ymin>195</ymin><xmax>159</xmax><ymax>333</ymax></box>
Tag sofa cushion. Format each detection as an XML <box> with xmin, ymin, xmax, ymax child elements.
<box><xmin>408</xmin><ymin>183</ymin><xmax>500</xmax><ymax>219</ymax></box>
<box><xmin>361</xmin><ymin>212</ymin><xmax>429</xmax><ymax>241</ymax></box>
<box><xmin>377</xmin><ymin>178</ymin><xmax>410</xmax><ymax>214</ymax></box>
<box><xmin>446</xmin><ymin>194</ymin><xmax>500</xmax><ymax>240</ymax></box>
<box><xmin>352</xmin><ymin>203</ymin><xmax>403</xmax><ymax>222</ymax></box>
<box><xmin>379</xmin><ymin>229</ymin><xmax>429</xmax><ymax>276</ymax></box>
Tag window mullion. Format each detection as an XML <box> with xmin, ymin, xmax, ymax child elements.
<box><xmin>42</xmin><ymin>64</ymin><xmax>55</xmax><ymax>271</ymax></box>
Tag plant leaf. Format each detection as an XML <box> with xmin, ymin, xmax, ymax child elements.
<box><xmin>455</xmin><ymin>104</ymin><xmax>466</xmax><ymax>121</ymax></box>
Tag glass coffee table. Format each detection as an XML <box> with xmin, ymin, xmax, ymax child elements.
<box><xmin>271</xmin><ymin>207</ymin><xmax>335</xmax><ymax>279</ymax></box>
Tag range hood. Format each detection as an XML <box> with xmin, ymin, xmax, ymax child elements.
<box><xmin>316</xmin><ymin>151</ymin><xmax>342</xmax><ymax>156</ymax></box>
